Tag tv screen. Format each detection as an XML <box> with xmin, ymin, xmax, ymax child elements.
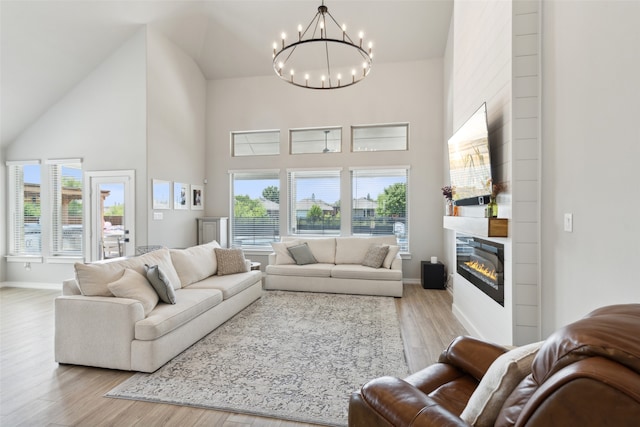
<box><xmin>447</xmin><ymin>103</ymin><xmax>493</xmax><ymax>206</ymax></box>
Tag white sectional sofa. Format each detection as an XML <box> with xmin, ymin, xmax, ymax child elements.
<box><xmin>265</xmin><ymin>235</ymin><xmax>403</xmax><ymax>297</ymax></box>
<box><xmin>55</xmin><ymin>242</ymin><xmax>262</xmax><ymax>373</ymax></box>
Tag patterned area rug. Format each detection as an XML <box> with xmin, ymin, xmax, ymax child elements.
<box><xmin>107</xmin><ymin>291</ymin><xmax>409</xmax><ymax>426</ymax></box>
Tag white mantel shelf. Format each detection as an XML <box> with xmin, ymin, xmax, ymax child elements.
<box><xmin>443</xmin><ymin>216</ymin><xmax>508</xmax><ymax>238</ymax></box>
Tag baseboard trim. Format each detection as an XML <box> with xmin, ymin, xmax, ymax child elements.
<box><xmin>0</xmin><ymin>281</ymin><xmax>61</xmax><ymax>291</ymax></box>
<box><xmin>403</xmin><ymin>278</ymin><xmax>421</xmax><ymax>286</ymax></box>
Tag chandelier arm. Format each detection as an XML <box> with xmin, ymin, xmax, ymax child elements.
<box><xmin>300</xmin><ymin>11</ymin><xmax>321</xmax><ymax>40</ymax></box>
<box><xmin>325</xmin><ymin>11</ymin><xmax>354</xmax><ymax>44</ymax></box>
<box><xmin>324</xmin><ymin>40</ymin><xmax>333</xmax><ymax>86</ymax></box>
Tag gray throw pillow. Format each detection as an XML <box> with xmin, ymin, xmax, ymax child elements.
<box><xmin>362</xmin><ymin>244</ymin><xmax>390</xmax><ymax>268</ymax></box>
<box><xmin>145</xmin><ymin>264</ymin><xmax>177</xmax><ymax>304</ymax></box>
<box><xmin>287</xmin><ymin>243</ymin><xmax>318</xmax><ymax>265</ymax></box>
<box><xmin>214</xmin><ymin>248</ymin><xmax>249</xmax><ymax>276</ymax></box>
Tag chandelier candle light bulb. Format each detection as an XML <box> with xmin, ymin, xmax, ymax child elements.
<box><xmin>271</xmin><ymin>0</ymin><xmax>373</xmax><ymax>90</ymax></box>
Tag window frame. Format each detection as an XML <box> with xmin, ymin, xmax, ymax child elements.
<box><xmin>46</xmin><ymin>158</ymin><xmax>83</xmax><ymax>258</ymax></box>
<box><xmin>289</xmin><ymin>126</ymin><xmax>342</xmax><ymax>155</ymax></box>
<box><xmin>351</xmin><ymin>123</ymin><xmax>409</xmax><ymax>152</ymax></box>
<box><xmin>351</xmin><ymin>166</ymin><xmax>410</xmax><ymax>251</ymax></box>
<box><xmin>7</xmin><ymin>160</ymin><xmax>42</xmax><ymax>258</ymax></box>
<box><xmin>287</xmin><ymin>168</ymin><xmax>342</xmax><ymax>236</ymax></box>
<box><xmin>231</xmin><ymin>130</ymin><xmax>280</xmax><ymax>157</ymax></box>
<box><xmin>229</xmin><ymin>169</ymin><xmax>281</xmax><ymax>248</ymax></box>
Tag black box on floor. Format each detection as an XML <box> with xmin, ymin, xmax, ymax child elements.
<box><xmin>421</xmin><ymin>261</ymin><xmax>446</xmax><ymax>290</ymax></box>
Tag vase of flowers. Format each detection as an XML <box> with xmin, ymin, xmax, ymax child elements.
<box><xmin>485</xmin><ymin>181</ymin><xmax>506</xmax><ymax>218</ymax></box>
<box><xmin>442</xmin><ymin>186</ymin><xmax>454</xmax><ymax>216</ymax></box>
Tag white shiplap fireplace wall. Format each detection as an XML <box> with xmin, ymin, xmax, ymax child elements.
<box><xmin>448</xmin><ymin>0</ymin><xmax>541</xmax><ymax>346</ymax></box>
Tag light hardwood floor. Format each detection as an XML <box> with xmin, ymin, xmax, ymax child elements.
<box><xmin>0</xmin><ymin>284</ymin><xmax>466</xmax><ymax>426</ymax></box>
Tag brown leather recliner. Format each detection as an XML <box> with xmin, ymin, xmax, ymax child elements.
<box><xmin>349</xmin><ymin>304</ymin><xmax>640</xmax><ymax>427</ymax></box>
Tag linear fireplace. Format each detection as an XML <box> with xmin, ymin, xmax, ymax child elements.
<box><xmin>456</xmin><ymin>234</ymin><xmax>505</xmax><ymax>306</ymax></box>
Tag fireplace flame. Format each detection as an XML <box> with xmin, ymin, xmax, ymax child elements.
<box><xmin>465</xmin><ymin>260</ymin><xmax>498</xmax><ymax>281</ymax></box>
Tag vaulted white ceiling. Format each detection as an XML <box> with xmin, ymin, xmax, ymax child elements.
<box><xmin>0</xmin><ymin>0</ymin><xmax>453</xmax><ymax>147</ymax></box>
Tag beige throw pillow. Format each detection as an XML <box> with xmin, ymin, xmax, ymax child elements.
<box><xmin>460</xmin><ymin>341</ymin><xmax>543</xmax><ymax>427</ymax></box>
<box><xmin>362</xmin><ymin>244</ymin><xmax>390</xmax><ymax>268</ymax></box>
<box><xmin>215</xmin><ymin>248</ymin><xmax>249</xmax><ymax>276</ymax></box>
<box><xmin>170</xmin><ymin>241</ymin><xmax>221</xmax><ymax>286</ymax></box>
<box><xmin>107</xmin><ymin>268</ymin><xmax>159</xmax><ymax>316</ymax></box>
<box><xmin>271</xmin><ymin>240</ymin><xmax>300</xmax><ymax>265</ymax></box>
<box><xmin>382</xmin><ymin>245</ymin><xmax>400</xmax><ymax>269</ymax></box>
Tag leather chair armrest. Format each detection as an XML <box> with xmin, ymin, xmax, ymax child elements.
<box><xmin>438</xmin><ymin>336</ymin><xmax>508</xmax><ymax>381</ymax></box>
<box><xmin>349</xmin><ymin>376</ymin><xmax>470</xmax><ymax>427</ymax></box>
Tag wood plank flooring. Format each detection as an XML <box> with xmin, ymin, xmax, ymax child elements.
<box><xmin>0</xmin><ymin>284</ymin><xmax>466</xmax><ymax>426</ymax></box>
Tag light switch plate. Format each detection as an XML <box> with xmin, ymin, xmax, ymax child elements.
<box><xmin>564</xmin><ymin>213</ymin><xmax>573</xmax><ymax>232</ymax></box>
<box><xmin>153</xmin><ymin>212</ymin><xmax>163</xmax><ymax>220</ymax></box>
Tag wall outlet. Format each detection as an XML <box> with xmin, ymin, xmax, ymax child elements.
<box><xmin>153</xmin><ymin>212</ymin><xmax>163</xmax><ymax>220</ymax></box>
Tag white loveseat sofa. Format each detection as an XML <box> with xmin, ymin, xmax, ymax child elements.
<box><xmin>265</xmin><ymin>236</ymin><xmax>403</xmax><ymax>297</ymax></box>
<box><xmin>55</xmin><ymin>242</ymin><xmax>262</xmax><ymax>372</ymax></box>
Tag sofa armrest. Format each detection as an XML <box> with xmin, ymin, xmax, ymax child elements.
<box><xmin>62</xmin><ymin>278</ymin><xmax>81</xmax><ymax>295</ymax></box>
<box><xmin>349</xmin><ymin>376</ymin><xmax>469</xmax><ymax>427</ymax></box>
<box><xmin>390</xmin><ymin>255</ymin><xmax>402</xmax><ymax>270</ymax></box>
<box><xmin>438</xmin><ymin>336</ymin><xmax>508</xmax><ymax>382</ymax></box>
<box><xmin>268</xmin><ymin>252</ymin><xmax>277</xmax><ymax>265</ymax></box>
<box><xmin>55</xmin><ymin>295</ymin><xmax>144</xmax><ymax>370</ymax></box>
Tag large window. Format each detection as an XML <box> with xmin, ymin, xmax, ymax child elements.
<box><xmin>48</xmin><ymin>159</ymin><xmax>83</xmax><ymax>256</ymax></box>
<box><xmin>7</xmin><ymin>161</ymin><xmax>42</xmax><ymax>255</ymax></box>
<box><xmin>352</xmin><ymin>168</ymin><xmax>409</xmax><ymax>251</ymax></box>
<box><xmin>231</xmin><ymin>170</ymin><xmax>280</xmax><ymax>247</ymax></box>
<box><xmin>288</xmin><ymin>169</ymin><xmax>341</xmax><ymax>235</ymax></box>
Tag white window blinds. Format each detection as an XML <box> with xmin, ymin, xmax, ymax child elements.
<box><xmin>7</xmin><ymin>161</ymin><xmax>41</xmax><ymax>255</ymax></box>
<box><xmin>231</xmin><ymin>170</ymin><xmax>280</xmax><ymax>247</ymax></box>
<box><xmin>288</xmin><ymin>169</ymin><xmax>341</xmax><ymax>235</ymax></box>
<box><xmin>351</xmin><ymin>168</ymin><xmax>409</xmax><ymax>251</ymax></box>
<box><xmin>48</xmin><ymin>160</ymin><xmax>83</xmax><ymax>256</ymax></box>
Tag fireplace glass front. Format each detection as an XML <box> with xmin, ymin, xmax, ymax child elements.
<box><xmin>456</xmin><ymin>234</ymin><xmax>505</xmax><ymax>306</ymax></box>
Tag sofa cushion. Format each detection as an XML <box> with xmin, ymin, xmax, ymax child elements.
<box><xmin>107</xmin><ymin>268</ymin><xmax>159</xmax><ymax>316</ymax></box>
<box><xmin>335</xmin><ymin>236</ymin><xmax>398</xmax><ymax>265</ymax></box>
<box><xmin>362</xmin><ymin>244</ymin><xmax>390</xmax><ymax>268</ymax></box>
<box><xmin>186</xmin><ymin>270</ymin><xmax>262</xmax><ymax>299</ymax></box>
<box><xmin>330</xmin><ymin>264</ymin><xmax>402</xmax><ymax>281</ymax></box>
<box><xmin>288</xmin><ymin>243</ymin><xmax>318</xmax><ymax>265</ymax></box>
<box><xmin>382</xmin><ymin>245</ymin><xmax>400</xmax><ymax>269</ymax></box>
<box><xmin>460</xmin><ymin>340</ymin><xmax>543</xmax><ymax>427</ymax></box>
<box><xmin>299</xmin><ymin>238</ymin><xmax>336</xmax><ymax>264</ymax></box>
<box><xmin>135</xmin><ymin>288</ymin><xmax>223</xmax><ymax>341</ymax></box>
<box><xmin>215</xmin><ymin>248</ymin><xmax>249</xmax><ymax>275</ymax></box>
<box><xmin>144</xmin><ymin>264</ymin><xmax>176</xmax><ymax>304</ymax></box>
<box><xmin>75</xmin><ymin>247</ymin><xmax>180</xmax><ymax>297</ymax></box>
<box><xmin>271</xmin><ymin>240</ymin><xmax>300</xmax><ymax>265</ymax></box>
<box><xmin>265</xmin><ymin>263</ymin><xmax>333</xmax><ymax>278</ymax></box>
<box><xmin>170</xmin><ymin>241</ymin><xmax>220</xmax><ymax>286</ymax></box>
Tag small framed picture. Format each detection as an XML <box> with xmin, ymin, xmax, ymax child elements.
<box><xmin>152</xmin><ymin>179</ymin><xmax>171</xmax><ymax>210</ymax></box>
<box><xmin>174</xmin><ymin>182</ymin><xmax>189</xmax><ymax>210</ymax></box>
<box><xmin>191</xmin><ymin>184</ymin><xmax>204</xmax><ymax>210</ymax></box>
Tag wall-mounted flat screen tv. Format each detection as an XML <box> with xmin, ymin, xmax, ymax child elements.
<box><xmin>447</xmin><ymin>103</ymin><xmax>493</xmax><ymax>206</ymax></box>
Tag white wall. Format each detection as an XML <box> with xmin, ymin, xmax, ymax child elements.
<box><xmin>540</xmin><ymin>0</ymin><xmax>640</xmax><ymax>334</ymax></box>
<box><xmin>0</xmin><ymin>148</ymin><xmax>5</xmax><ymax>281</ymax></box>
<box><xmin>3</xmin><ymin>30</ymin><xmax>148</xmax><ymax>284</ymax></box>
<box><xmin>146</xmin><ymin>29</ymin><xmax>206</xmax><ymax>249</ymax></box>
<box><xmin>206</xmin><ymin>60</ymin><xmax>444</xmax><ymax>281</ymax></box>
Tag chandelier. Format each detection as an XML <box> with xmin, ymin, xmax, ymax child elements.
<box><xmin>272</xmin><ymin>0</ymin><xmax>373</xmax><ymax>90</ymax></box>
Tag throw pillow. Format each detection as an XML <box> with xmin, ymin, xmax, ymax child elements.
<box><xmin>362</xmin><ymin>244</ymin><xmax>390</xmax><ymax>268</ymax></box>
<box><xmin>460</xmin><ymin>341</ymin><xmax>544</xmax><ymax>427</ymax></box>
<box><xmin>271</xmin><ymin>240</ymin><xmax>300</xmax><ymax>265</ymax></box>
<box><xmin>287</xmin><ymin>243</ymin><xmax>318</xmax><ymax>265</ymax></box>
<box><xmin>382</xmin><ymin>245</ymin><xmax>400</xmax><ymax>269</ymax></box>
<box><xmin>107</xmin><ymin>268</ymin><xmax>159</xmax><ymax>316</ymax></box>
<box><xmin>215</xmin><ymin>248</ymin><xmax>249</xmax><ymax>276</ymax></box>
<box><xmin>144</xmin><ymin>264</ymin><xmax>177</xmax><ymax>304</ymax></box>
<box><xmin>170</xmin><ymin>241</ymin><xmax>221</xmax><ymax>286</ymax></box>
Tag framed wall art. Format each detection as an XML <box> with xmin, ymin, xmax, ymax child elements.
<box><xmin>191</xmin><ymin>184</ymin><xmax>204</xmax><ymax>210</ymax></box>
<box><xmin>152</xmin><ymin>179</ymin><xmax>171</xmax><ymax>210</ymax></box>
